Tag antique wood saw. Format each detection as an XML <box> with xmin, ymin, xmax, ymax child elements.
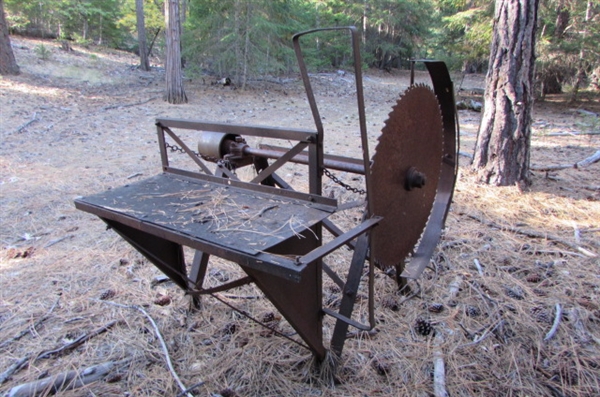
<box><xmin>75</xmin><ymin>27</ymin><xmax>459</xmax><ymax>363</ymax></box>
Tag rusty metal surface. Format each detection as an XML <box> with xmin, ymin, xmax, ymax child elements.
<box><xmin>293</xmin><ymin>26</ymin><xmax>373</xmax><ymax>213</ymax></box>
<box><xmin>77</xmin><ymin>173</ymin><xmax>334</xmax><ymax>256</ymax></box>
<box><xmin>370</xmin><ymin>84</ymin><xmax>444</xmax><ymax>275</ymax></box>
<box><xmin>75</xmin><ymin>27</ymin><xmax>459</xmax><ymax>364</ymax></box>
<box><xmin>401</xmin><ymin>61</ymin><xmax>459</xmax><ymax>280</ymax></box>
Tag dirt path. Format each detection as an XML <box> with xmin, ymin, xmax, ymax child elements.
<box><xmin>1</xmin><ymin>38</ymin><xmax>599</xmax><ymax>397</ymax></box>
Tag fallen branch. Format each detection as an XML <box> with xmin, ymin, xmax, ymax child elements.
<box><xmin>531</xmin><ymin>149</ymin><xmax>600</xmax><ymax>171</ymax></box>
<box><xmin>473</xmin><ymin>258</ymin><xmax>484</xmax><ymax>276</ymax></box>
<box><xmin>127</xmin><ymin>172</ymin><xmax>144</xmax><ymax>180</ymax></box>
<box><xmin>12</xmin><ymin>113</ymin><xmax>38</xmax><ymax>134</ymax></box>
<box><xmin>0</xmin><ymin>357</ymin><xmax>30</xmax><ymax>385</ymax></box>
<box><xmin>175</xmin><ymin>381</ymin><xmax>207</xmax><ymax>397</ymax></box>
<box><xmin>432</xmin><ymin>332</ymin><xmax>448</xmax><ymax>397</ymax></box>
<box><xmin>455</xmin><ymin>320</ymin><xmax>505</xmax><ymax>349</ymax></box>
<box><xmin>346</xmin><ymin>328</ymin><xmax>379</xmax><ymax>340</ymax></box>
<box><xmin>431</xmin><ymin>275</ymin><xmax>464</xmax><ymax>397</ymax></box>
<box><xmin>576</xmin><ymin>109</ymin><xmax>599</xmax><ymax>117</ymax></box>
<box><xmin>0</xmin><ymin>321</ymin><xmax>118</xmax><ymax>385</ymax></box>
<box><xmin>43</xmin><ymin>234</ymin><xmax>74</xmax><ymax>249</ymax></box>
<box><xmin>535</xmin><ymin>131</ymin><xmax>600</xmax><ymax>137</ymax></box>
<box><xmin>0</xmin><ymin>298</ymin><xmax>60</xmax><ymax>350</ymax></box>
<box><xmin>463</xmin><ymin>213</ymin><xmax>597</xmax><ymax>258</ymax></box>
<box><xmin>544</xmin><ymin>303</ymin><xmax>563</xmax><ymax>341</ymax></box>
<box><xmin>95</xmin><ymin>300</ymin><xmax>194</xmax><ymax>397</ymax></box>
<box><xmin>102</xmin><ymin>96</ymin><xmax>160</xmax><ymax>111</ymax></box>
<box><xmin>448</xmin><ymin>275</ymin><xmax>463</xmax><ymax>299</ymax></box>
<box><xmin>5</xmin><ymin>359</ymin><xmax>132</xmax><ymax>397</ymax></box>
<box><xmin>39</xmin><ymin>320</ymin><xmax>119</xmax><ymax>359</ymax></box>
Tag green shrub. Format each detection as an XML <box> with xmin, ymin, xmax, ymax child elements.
<box><xmin>35</xmin><ymin>44</ymin><xmax>51</xmax><ymax>60</ymax></box>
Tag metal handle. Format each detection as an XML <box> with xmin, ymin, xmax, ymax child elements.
<box><xmin>292</xmin><ymin>26</ymin><xmax>373</xmax><ymax>219</ymax></box>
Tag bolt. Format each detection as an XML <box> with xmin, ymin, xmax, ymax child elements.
<box><xmin>405</xmin><ymin>167</ymin><xmax>426</xmax><ymax>191</ymax></box>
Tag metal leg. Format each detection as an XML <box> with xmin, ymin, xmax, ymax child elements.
<box><xmin>243</xmin><ymin>260</ymin><xmax>326</xmax><ymax>361</ymax></box>
<box><xmin>189</xmin><ymin>250</ymin><xmax>210</xmax><ymax>309</ymax></box>
<box><xmin>330</xmin><ymin>233</ymin><xmax>370</xmax><ymax>358</ymax></box>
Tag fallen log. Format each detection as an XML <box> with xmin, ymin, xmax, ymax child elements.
<box><xmin>463</xmin><ymin>213</ymin><xmax>597</xmax><ymax>258</ymax></box>
<box><xmin>5</xmin><ymin>359</ymin><xmax>131</xmax><ymax>397</ymax></box>
<box><xmin>0</xmin><ymin>320</ymin><xmax>119</xmax><ymax>385</ymax></box>
<box><xmin>531</xmin><ymin>149</ymin><xmax>600</xmax><ymax>171</ymax></box>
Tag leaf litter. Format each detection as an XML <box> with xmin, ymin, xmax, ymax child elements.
<box><xmin>0</xmin><ymin>37</ymin><xmax>599</xmax><ymax>396</ymax></box>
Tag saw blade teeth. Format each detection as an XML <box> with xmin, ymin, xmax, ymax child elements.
<box><xmin>370</xmin><ymin>84</ymin><xmax>445</xmax><ymax>274</ymax></box>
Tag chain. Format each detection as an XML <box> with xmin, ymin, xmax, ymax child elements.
<box><xmin>164</xmin><ymin>142</ymin><xmax>234</xmax><ymax>171</ymax></box>
<box><xmin>165</xmin><ymin>141</ymin><xmax>198</xmax><ymax>156</ymax></box>
<box><xmin>323</xmin><ymin>168</ymin><xmax>366</xmax><ymax>195</ymax></box>
<box><xmin>165</xmin><ymin>142</ymin><xmax>364</xmax><ymax>190</ymax></box>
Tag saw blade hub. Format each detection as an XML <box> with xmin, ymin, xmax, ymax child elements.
<box><xmin>405</xmin><ymin>166</ymin><xmax>427</xmax><ymax>191</ymax></box>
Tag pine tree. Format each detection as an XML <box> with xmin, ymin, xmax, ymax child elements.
<box><xmin>165</xmin><ymin>0</ymin><xmax>187</xmax><ymax>104</ymax></box>
<box><xmin>472</xmin><ymin>0</ymin><xmax>540</xmax><ymax>186</ymax></box>
<box><xmin>0</xmin><ymin>0</ymin><xmax>19</xmax><ymax>75</ymax></box>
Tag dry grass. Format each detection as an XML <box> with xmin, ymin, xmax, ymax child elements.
<box><xmin>1</xmin><ymin>38</ymin><xmax>599</xmax><ymax>396</ymax></box>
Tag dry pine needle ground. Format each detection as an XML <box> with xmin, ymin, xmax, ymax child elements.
<box><xmin>1</xmin><ymin>38</ymin><xmax>599</xmax><ymax>396</ymax></box>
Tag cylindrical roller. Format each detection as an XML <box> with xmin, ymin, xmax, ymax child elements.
<box><xmin>197</xmin><ymin>131</ymin><xmax>240</xmax><ymax>159</ymax></box>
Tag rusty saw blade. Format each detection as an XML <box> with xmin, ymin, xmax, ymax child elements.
<box><xmin>370</xmin><ymin>84</ymin><xmax>445</xmax><ymax>283</ymax></box>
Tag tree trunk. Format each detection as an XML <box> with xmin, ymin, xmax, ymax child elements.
<box><xmin>0</xmin><ymin>0</ymin><xmax>19</xmax><ymax>75</ymax></box>
<box><xmin>164</xmin><ymin>0</ymin><xmax>187</xmax><ymax>104</ymax></box>
<box><xmin>554</xmin><ymin>1</ymin><xmax>570</xmax><ymax>39</ymax></box>
<box><xmin>234</xmin><ymin>0</ymin><xmax>241</xmax><ymax>83</ymax></box>
<box><xmin>179</xmin><ymin>0</ymin><xmax>186</xmax><ymax>68</ymax></box>
<box><xmin>136</xmin><ymin>0</ymin><xmax>150</xmax><ymax>71</ymax></box>
<box><xmin>241</xmin><ymin>1</ymin><xmax>251</xmax><ymax>90</ymax></box>
<box><xmin>571</xmin><ymin>1</ymin><xmax>592</xmax><ymax>102</ymax></box>
<box><xmin>472</xmin><ymin>0</ymin><xmax>539</xmax><ymax>186</ymax></box>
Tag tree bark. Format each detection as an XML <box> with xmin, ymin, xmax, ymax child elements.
<box><xmin>554</xmin><ymin>1</ymin><xmax>570</xmax><ymax>39</ymax></box>
<box><xmin>136</xmin><ymin>0</ymin><xmax>150</xmax><ymax>71</ymax></box>
<box><xmin>472</xmin><ymin>0</ymin><xmax>539</xmax><ymax>186</ymax></box>
<box><xmin>571</xmin><ymin>1</ymin><xmax>593</xmax><ymax>102</ymax></box>
<box><xmin>234</xmin><ymin>0</ymin><xmax>241</xmax><ymax>83</ymax></box>
<box><xmin>164</xmin><ymin>0</ymin><xmax>187</xmax><ymax>104</ymax></box>
<box><xmin>0</xmin><ymin>0</ymin><xmax>19</xmax><ymax>75</ymax></box>
<box><xmin>241</xmin><ymin>1</ymin><xmax>251</xmax><ymax>90</ymax></box>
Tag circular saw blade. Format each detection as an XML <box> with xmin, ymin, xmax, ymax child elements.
<box><xmin>370</xmin><ymin>84</ymin><xmax>444</xmax><ymax>275</ymax></box>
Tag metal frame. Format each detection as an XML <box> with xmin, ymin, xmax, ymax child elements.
<box><xmin>75</xmin><ymin>26</ymin><xmax>458</xmax><ymax>364</ymax></box>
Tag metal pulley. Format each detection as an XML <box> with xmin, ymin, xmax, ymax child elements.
<box><xmin>197</xmin><ymin>131</ymin><xmax>242</xmax><ymax>159</ymax></box>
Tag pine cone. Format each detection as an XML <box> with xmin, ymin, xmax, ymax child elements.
<box><xmin>466</xmin><ymin>305</ymin><xmax>481</xmax><ymax>317</ymax></box>
<box><xmin>382</xmin><ymin>296</ymin><xmax>400</xmax><ymax>311</ymax></box>
<box><xmin>99</xmin><ymin>289</ymin><xmax>116</xmax><ymax>300</ymax></box>
<box><xmin>222</xmin><ymin>322</ymin><xmax>237</xmax><ymax>336</ymax></box>
<box><xmin>530</xmin><ymin>306</ymin><xmax>552</xmax><ymax>324</ymax></box>
<box><xmin>526</xmin><ymin>273</ymin><xmax>542</xmax><ymax>283</ymax></box>
<box><xmin>533</xmin><ymin>288</ymin><xmax>548</xmax><ymax>297</ymax></box>
<box><xmin>372</xmin><ymin>355</ymin><xmax>392</xmax><ymax>376</ymax></box>
<box><xmin>428</xmin><ymin>303</ymin><xmax>444</xmax><ymax>313</ymax></box>
<box><xmin>578</xmin><ymin>297</ymin><xmax>599</xmax><ymax>311</ymax></box>
<box><xmin>504</xmin><ymin>285</ymin><xmax>525</xmax><ymax>300</ymax></box>
<box><xmin>153</xmin><ymin>294</ymin><xmax>171</xmax><ymax>306</ymax></box>
<box><xmin>414</xmin><ymin>318</ymin><xmax>433</xmax><ymax>336</ymax></box>
<box><xmin>220</xmin><ymin>388</ymin><xmax>238</xmax><ymax>397</ymax></box>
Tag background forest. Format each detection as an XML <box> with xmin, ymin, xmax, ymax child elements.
<box><xmin>4</xmin><ymin>0</ymin><xmax>600</xmax><ymax>95</ymax></box>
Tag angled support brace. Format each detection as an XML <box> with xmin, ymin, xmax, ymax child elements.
<box><xmin>102</xmin><ymin>218</ymin><xmax>188</xmax><ymax>290</ymax></box>
<box><xmin>330</xmin><ymin>233</ymin><xmax>371</xmax><ymax>358</ymax></box>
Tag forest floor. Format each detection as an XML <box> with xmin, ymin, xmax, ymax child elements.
<box><xmin>1</xmin><ymin>37</ymin><xmax>599</xmax><ymax>397</ymax></box>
